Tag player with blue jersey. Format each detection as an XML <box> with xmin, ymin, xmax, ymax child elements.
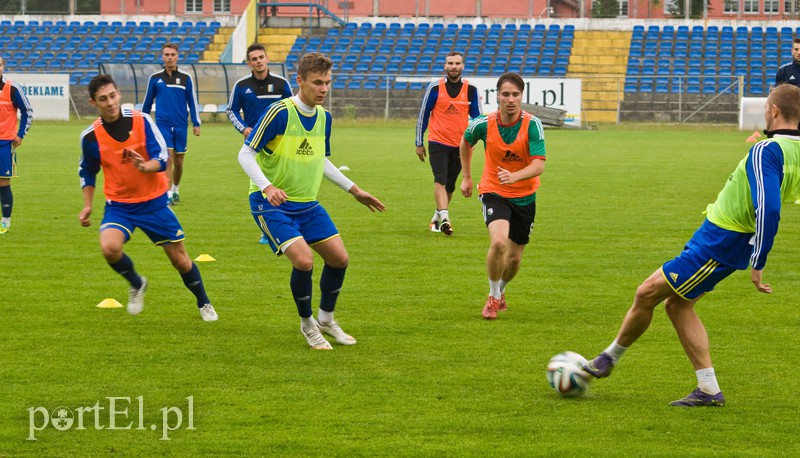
<box><xmin>80</xmin><ymin>75</ymin><xmax>217</xmax><ymax>322</ymax></box>
<box><xmin>584</xmin><ymin>84</ymin><xmax>800</xmax><ymax>407</ymax></box>
<box><xmin>775</xmin><ymin>38</ymin><xmax>800</xmax><ymax>88</ymax></box>
<box><xmin>237</xmin><ymin>52</ymin><xmax>385</xmax><ymax>350</ymax></box>
<box><xmin>0</xmin><ymin>56</ymin><xmax>33</xmax><ymax>234</ymax></box>
<box><xmin>141</xmin><ymin>43</ymin><xmax>201</xmax><ymax>205</ymax></box>
<box><xmin>227</xmin><ymin>43</ymin><xmax>293</xmax><ymax>245</ymax></box>
<box><xmin>227</xmin><ymin>43</ymin><xmax>292</xmax><ymax>138</ymax></box>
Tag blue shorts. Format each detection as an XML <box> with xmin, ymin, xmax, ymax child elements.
<box><xmin>249</xmin><ymin>193</ymin><xmax>339</xmax><ymax>255</ymax></box>
<box><xmin>661</xmin><ymin>236</ymin><xmax>738</xmax><ymax>300</ymax></box>
<box><xmin>156</xmin><ymin>122</ymin><xmax>188</xmax><ymax>153</ymax></box>
<box><xmin>100</xmin><ymin>196</ymin><xmax>185</xmax><ymax>245</ymax></box>
<box><xmin>0</xmin><ymin>141</ymin><xmax>17</xmax><ymax>179</ymax></box>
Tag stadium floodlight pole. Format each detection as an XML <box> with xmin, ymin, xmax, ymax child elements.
<box><xmin>684</xmin><ymin>0</ymin><xmax>690</xmax><ymax>19</ymax></box>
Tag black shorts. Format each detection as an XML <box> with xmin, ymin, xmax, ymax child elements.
<box><xmin>479</xmin><ymin>193</ymin><xmax>536</xmax><ymax>245</ymax></box>
<box><xmin>428</xmin><ymin>142</ymin><xmax>461</xmax><ymax>193</ymax></box>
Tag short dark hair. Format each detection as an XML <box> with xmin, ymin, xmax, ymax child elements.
<box><xmin>793</xmin><ymin>37</ymin><xmax>800</xmax><ymax>45</ymax></box>
<box><xmin>247</xmin><ymin>43</ymin><xmax>267</xmax><ymax>59</ymax></box>
<box><xmin>446</xmin><ymin>51</ymin><xmax>463</xmax><ymax>59</ymax></box>
<box><xmin>162</xmin><ymin>43</ymin><xmax>178</xmax><ymax>52</ymax></box>
<box><xmin>296</xmin><ymin>52</ymin><xmax>333</xmax><ymax>79</ymax></box>
<box><xmin>88</xmin><ymin>74</ymin><xmax>117</xmax><ymax>99</ymax></box>
<box><xmin>769</xmin><ymin>83</ymin><xmax>800</xmax><ymax>123</ymax></box>
<box><xmin>496</xmin><ymin>72</ymin><xmax>525</xmax><ymax>92</ymax></box>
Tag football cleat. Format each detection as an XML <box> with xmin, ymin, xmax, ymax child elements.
<box><xmin>199</xmin><ymin>304</ymin><xmax>219</xmax><ymax>322</ymax></box>
<box><xmin>172</xmin><ymin>191</ymin><xmax>180</xmax><ymax>203</ymax></box>
<box><xmin>429</xmin><ymin>221</ymin><xmax>441</xmax><ymax>232</ymax></box>
<box><xmin>669</xmin><ymin>388</ymin><xmax>726</xmax><ymax>407</ymax></box>
<box><xmin>301</xmin><ymin>322</ymin><xmax>333</xmax><ymax>350</ymax></box>
<box><xmin>439</xmin><ymin>219</ymin><xmax>453</xmax><ymax>236</ymax></box>
<box><xmin>318</xmin><ymin>320</ymin><xmax>357</xmax><ymax>345</ymax></box>
<box><xmin>127</xmin><ymin>276</ymin><xmax>148</xmax><ymax>315</ymax></box>
<box><xmin>482</xmin><ymin>295</ymin><xmax>501</xmax><ymax>320</ymax></box>
<box><xmin>498</xmin><ymin>293</ymin><xmax>507</xmax><ymax>311</ymax></box>
<box><xmin>583</xmin><ymin>352</ymin><xmax>615</xmax><ymax>378</ymax></box>
<box><xmin>0</xmin><ymin>222</ymin><xmax>8</xmax><ymax>234</ymax></box>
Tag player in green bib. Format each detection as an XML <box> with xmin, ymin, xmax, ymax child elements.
<box><xmin>583</xmin><ymin>84</ymin><xmax>800</xmax><ymax>407</ymax></box>
<box><xmin>237</xmin><ymin>52</ymin><xmax>385</xmax><ymax>350</ymax></box>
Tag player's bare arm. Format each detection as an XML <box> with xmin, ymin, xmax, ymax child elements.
<box><xmin>416</xmin><ymin>145</ymin><xmax>426</xmax><ymax>162</ymax></box>
<box><xmin>348</xmin><ymin>184</ymin><xmax>385</xmax><ymax>212</ymax></box>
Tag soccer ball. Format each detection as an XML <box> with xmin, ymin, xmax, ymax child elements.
<box><xmin>546</xmin><ymin>351</ymin><xmax>592</xmax><ymax>398</ymax></box>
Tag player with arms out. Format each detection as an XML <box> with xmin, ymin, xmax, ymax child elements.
<box><xmin>583</xmin><ymin>84</ymin><xmax>800</xmax><ymax>407</ymax></box>
<box><xmin>237</xmin><ymin>53</ymin><xmax>385</xmax><ymax>350</ymax></box>
<box><xmin>460</xmin><ymin>72</ymin><xmax>546</xmax><ymax>320</ymax></box>
<box><xmin>141</xmin><ymin>43</ymin><xmax>201</xmax><ymax>205</ymax></box>
<box><xmin>79</xmin><ymin>75</ymin><xmax>218</xmax><ymax>322</ymax></box>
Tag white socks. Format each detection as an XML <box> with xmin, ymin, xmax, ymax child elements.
<box><xmin>488</xmin><ymin>279</ymin><xmax>502</xmax><ymax>299</ymax></box>
<box><xmin>300</xmin><ymin>316</ymin><xmax>317</xmax><ymax>332</ymax></box>
<box><xmin>696</xmin><ymin>367</ymin><xmax>721</xmax><ymax>395</ymax></box>
<box><xmin>604</xmin><ymin>339</ymin><xmax>628</xmax><ymax>363</ymax></box>
<box><xmin>318</xmin><ymin>310</ymin><xmax>334</xmax><ymax>325</ymax></box>
<box><xmin>1</xmin><ymin>217</ymin><xmax>9</xmax><ymax>226</ymax></box>
<box><xmin>438</xmin><ymin>209</ymin><xmax>449</xmax><ymax>221</ymax></box>
<box><xmin>499</xmin><ymin>280</ymin><xmax>508</xmax><ymax>295</ymax></box>
<box><xmin>171</xmin><ymin>185</ymin><xmax>180</xmax><ymax>193</ymax></box>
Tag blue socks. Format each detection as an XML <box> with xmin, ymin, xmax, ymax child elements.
<box><xmin>290</xmin><ymin>267</ymin><xmax>314</xmax><ymax>318</ymax></box>
<box><xmin>0</xmin><ymin>186</ymin><xmax>12</xmax><ymax>218</ymax></box>
<box><xmin>180</xmin><ymin>263</ymin><xmax>210</xmax><ymax>308</ymax></box>
<box><xmin>319</xmin><ymin>264</ymin><xmax>347</xmax><ymax>313</ymax></box>
<box><xmin>109</xmin><ymin>254</ymin><xmax>143</xmax><ymax>289</ymax></box>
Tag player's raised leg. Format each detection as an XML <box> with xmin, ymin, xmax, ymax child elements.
<box><xmin>584</xmin><ymin>269</ymin><xmax>673</xmax><ymax>377</ymax></box>
<box><xmin>99</xmin><ymin>226</ymin><xmax>147</xmax><ymax>315</ymax></box>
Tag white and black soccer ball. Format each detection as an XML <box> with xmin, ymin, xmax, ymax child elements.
<box><xmin>546</xmin><ymin>351</ymin><xmax>592</xmax><ymax>398</ymax></box>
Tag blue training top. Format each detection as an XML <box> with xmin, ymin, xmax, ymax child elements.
<box><xmin>141</xmin><ymin>67</ymin><xmax>201</xmax><ymax>128</ymax></box>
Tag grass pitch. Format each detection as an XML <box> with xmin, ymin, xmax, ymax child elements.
<box><xmin>2</xmin><ymin>120</ymin><xmax>799</xmax><ymax>456</ymax></box>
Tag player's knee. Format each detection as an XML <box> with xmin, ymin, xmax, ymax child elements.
<box><xmin>327</xmin><ymin>253</ymin><xmax>349</xmax><ymax>269</ymax></box>
<box><xmin>633</xmin><ymin>280</ymin><xmax>661</xmax><ymax>308</ymax></box>
<box><xmin>291</xmin><ymin>256</ymin><xmax>315</xmax><ymax>271</ymax></box>
<box><xmin>489</xmin><ymin>237</ymin><xmax>508</xmax><ymax>254</ymax></box>
<box><xmin>100</xmin><ymin>243</ymin><xmax>123</xmax><ymax>263</ymax></box>
<box><xmin>171</xmin><ymin>256</ymin><xmax>192</xmax><ymax>272</ymax></box>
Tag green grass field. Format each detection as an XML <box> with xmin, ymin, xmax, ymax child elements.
<box><xmin>2</xmin><ymin>119</ymin><xmax>800</xmax><ymax>456</ymax></box>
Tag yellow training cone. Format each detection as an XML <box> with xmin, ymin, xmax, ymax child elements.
<box><xmin>96</xmin><ymin>298</ymin><xmax>123</xmax><ymax>308</ymax></box>
<box><xmin>194</xmin><ymin>254</ymin><xmax>216</xmax><ymax>262</ymax></box>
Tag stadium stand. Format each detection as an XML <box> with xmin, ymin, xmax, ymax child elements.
<box><xmin>284</xmin><ymin>21</ymin><xmax>575</xmax><ymax>90</ymax></box>
<box><xmin>0</xmin><ymin>19</ymin><xmax>222</xmax><ymax>85</ymax></box>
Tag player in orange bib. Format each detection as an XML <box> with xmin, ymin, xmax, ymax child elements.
<box><xmin>415</xmin><ymin>51</ymin><xmax>481</xmax><ymax>235</ymax></box>
<box><xmin>460</xmin><ymin>73</ymin><xmax>546</xmax><ymax>320</ymax></box>
<box><xmin>78</xmin><ymin>75</ymin><xmax>218</xmax><ymax>322</ymax></box>
<box><xmin>0</xmin><ymin>56</ymin><xmax>33</xmax><ymax>235</ymax></box>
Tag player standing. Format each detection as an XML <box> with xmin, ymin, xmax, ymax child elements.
<box><xmin>0</xmin><ymin>56</ymin><xmax>33</xmax><ymax>234</ymax></box>
<box><xmin>460</xmin><ymin>72</ymin><xmax>546</xmax><ymax>320</ymax></box>
<box><xmin>237</xmin><ymin>53</ymin><xmax>384</xmax><ymax>349</ymax></box>
<box><xmin>415</xmin><ymin>51</ymin><xmax>481</xmax><ymax>235</ymax></box>
<box><xmin>227</xmin><ymin>43</ymin><xmax>293</xmax><ymax>244</ymax></box>
<box><xmin>141</xmin><ymin>43</ymin><xmax>201</xmax><ymax>205</ymax></box>
<box><xmin>79</xmin><ymin>75</ymin><xmax>217</xmax><ymax>321</ymax></box>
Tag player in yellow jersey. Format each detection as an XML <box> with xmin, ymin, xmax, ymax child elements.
<box><xmin>584</xmin><ymin>84</ymin><xmax>800</xmax><ymax>407</ymax></box>
<box><xmin>237</xmin><ymin>53</ymin><xmax>385</xmax><ymax>350</ymax></box>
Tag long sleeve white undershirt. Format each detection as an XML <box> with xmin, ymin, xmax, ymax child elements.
<box><xmin>237</xmin><ymin>95</ymin><xmax>355</xmax><ymax>193</ymax></box>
